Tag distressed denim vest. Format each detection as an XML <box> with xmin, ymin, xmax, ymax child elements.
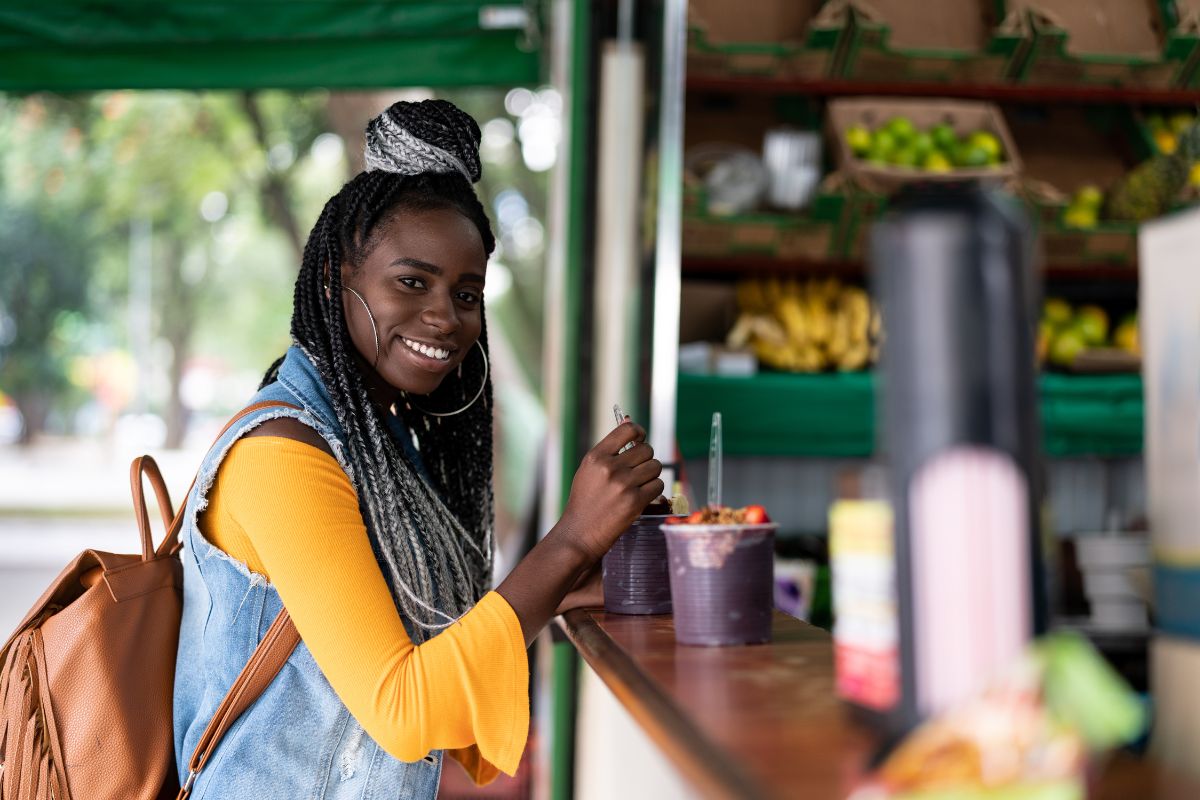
<box><xmin>173</xmin><ymin>345</ymin><xmax>444</xmax><ymax>798</ymax></box>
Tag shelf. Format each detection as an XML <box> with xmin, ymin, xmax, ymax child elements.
<box><xmin>687</xmin><ymin>75</ymin><xmax>1200</xmax><ymax>106</ymax></box>
<box><xmin>682</xmin><ymin>256</ymin><xmax>1140</xmax><ymax>282</ymax></box>
<box><xmin>676</xmin><ymin>372</ymin><xmax>1143</xmax><ymax>459</ymax></box>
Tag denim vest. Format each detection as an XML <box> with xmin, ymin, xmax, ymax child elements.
<box><xmin>173</xmin><ymin>346</ymin><xmax>443</xmax><ymax>799</ymax></box>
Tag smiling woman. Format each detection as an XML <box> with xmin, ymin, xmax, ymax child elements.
<box><xmin>170</xmin><ymin>99</ymin><xmax>664</xmax><ymax>798</ymax></box>
<box><xmin>339</xmin><ymin>208</ymin><xmax>487</xmax><ymax>398</ymax></box>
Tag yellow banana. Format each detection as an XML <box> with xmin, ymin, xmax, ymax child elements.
<box><xmin>726</xmin><ymin>312</ymin><xmax>756</xmax><ymax>349</ymax></box>
<box><xmin>776</xmin><ymin>296</ymin><xmax>808</xmax><ymax>347</ymax></box>
<box><xmin>826</xmin><ymin>306</ymin><xmax>851</xmax><ymax>361</ymax></box>
<box><xmin>838</xmin><ymin>341</ymin><xmax>871</xmax><ymax>371</ymax></box>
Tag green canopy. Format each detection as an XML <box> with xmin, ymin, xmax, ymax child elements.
<box><xmin>0</xmin><ymin>1</ymin><xmax>541</xmax><ymax>91</ymax></box>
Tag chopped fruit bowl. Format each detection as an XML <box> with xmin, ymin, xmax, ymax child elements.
<box><xmin>665</xmin><ymin>504</ymin><xmax>771</xmax><ymax>526</ymax></box>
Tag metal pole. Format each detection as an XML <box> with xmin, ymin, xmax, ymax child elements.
<box><xmin>649</xmin><ymin>0</ymin><xmax>687</xmax><ymax>488</ymax></box>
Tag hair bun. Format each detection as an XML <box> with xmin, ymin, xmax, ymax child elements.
<box><xmin>363</xmin><ymin>99</ymin><xmax>483</xmax><ymax>183</ymax></box>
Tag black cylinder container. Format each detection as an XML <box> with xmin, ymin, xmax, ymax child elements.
<box><xmin>869</xmin><ymin>184</ymin><xmax>1047</xmax><ymax>738</ymax></box>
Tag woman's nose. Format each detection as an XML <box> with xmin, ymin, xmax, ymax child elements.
<box><xmin>421</xmin><ymin>292</ymin><xmax>461</xmax><ymax>333</ymax></box>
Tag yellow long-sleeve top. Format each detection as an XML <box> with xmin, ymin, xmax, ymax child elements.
<box><xmin>199</xmin><ymin>435</ymin><xmax>528</xmax><ymax>785</ymax></box>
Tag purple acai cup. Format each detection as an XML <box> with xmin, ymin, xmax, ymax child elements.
<box><xmin>602</xmin><ymin>514</ymin><xmax>673</xmax><ymax>615</ymax></box>
<box><xmin>661</xmin><ymin>522</ymin><xmax>778</xmax><ymax>646</ymax></box>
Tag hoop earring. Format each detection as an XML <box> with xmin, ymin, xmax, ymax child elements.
<box><xmin>343</xmin><ymin>286</ymin><xmax>380</xmax><ymax>368</ymax></box>
<box><xmin>409</xmin><ymin>341</ymin><xmax>489</xmax><ymax>418</ymax></box>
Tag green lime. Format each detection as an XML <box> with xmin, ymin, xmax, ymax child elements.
<box><xmin>1075</xmin><ymin>305</ymin><xmax>1109</xmax><ymax>345</ymax></box>
<box><xmin>954</xmin><ymin>143</ymin><xmax>991</xmax><ymax>168</ymax></box>
<box><xmin>1146</xmin><ymin>113</ymin><xmax>1166</xmax><ymax>132</ymax></box>
<box><xmin>1114</xmin><ymin>317</ymin><xmax>1139</xmax><ymax>354</ymax></box>
<box><xmin>845</xmin><ymin>125</ymin><xmax>872</xmax><ymax>156</ymax></box>
<box><xmin>910</xmin><ymin>132</ymin><xmax>934</xmax><ymax>161</ymax></box>
<box><xmin>1075</xmin><ymin>185</ymin><xmax>1104</xmax><ymax>210</ymax></box>
<box><xmin>1049</xmin><ymin>328</ymin><xmax>1087</xmax><ymax>367</ymax></box>
<box><xmin>889</xmin><ymin>146</ymin><xmax>920</xmax><ymax>167</ymax></box>
<box><xmin>1062</xmin><ymin>205</ymin><xmax>1098</xmax><ymax>229</ymax></box>
<box><xmin>922</xmin><ymin>151</ymin><xmax>953</xmax><ymax>173</ymax></box>
<box><xmin>1043</xmin><ymin>298</ymin><xmax>1073</xmax><ymax>326</ymax></box>
<box><xmin>967</xmin><ymin>130</ymin><xmax>1003</xmax><ymax>162</ymax></box>
<box><xmin>867</xmin><ymin>130</ymin><xmax>896</xmax><ymax>163</ymax></box>
<box><xmin>1169</xmin><ymin>112</ymin><xmax>1195</xmax><ymax>135</ymax></box>
<box><xmin>930</xmin><ymin>122</ymin><xmax>958</xmax><ymax>152</ymax></box>
<box><xmin>883</xmin><ymin>116</ymin><xmax>916</xmax><ymax>144</ymax></box>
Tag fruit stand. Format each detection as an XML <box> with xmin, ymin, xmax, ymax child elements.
<box><xmin>674</xmin><ymin>0</ymin><xmax>1184</xmax><ymax>532</ymax></box>
<box><xmin>547</xmin><ymin>0</ymin><xmax>1200</xmax><ymax>796</ymax></box>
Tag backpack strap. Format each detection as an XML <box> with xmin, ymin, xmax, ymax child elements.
<box><xmin>156</xmin><ymin>400</ymin><xmax>302</xmax><ymax>558</ymax></box>
<box><xmin>177</xmin><ymin>610</ymin><xmax>300</xmax><ymax>799</ymax></box>
<box><xmin>169</xmin><ymin>399</ymin><xmax>305</xmax><ymax>799</ymax></box>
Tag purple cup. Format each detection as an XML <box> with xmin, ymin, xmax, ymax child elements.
<box><xmin>602</xmin><ymin>514</ymin><xmax>673</xmax><ymax>615</ymax></box>
<box><xmin>661</xmin><ymin>523</ymin><xmax>778</xmax><ymax>646</ymax></box>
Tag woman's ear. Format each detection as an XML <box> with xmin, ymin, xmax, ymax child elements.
<box><xmin>322</xmin><ymin>263</ymin><xmax>332</xmax><ymax>301</ymax></box>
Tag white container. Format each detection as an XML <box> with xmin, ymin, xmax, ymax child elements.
<box><xmin>763</xmin><ymin>127</ymin><xmax>821</xmax><ymax>210</ymax></box>
<box><xmin>1090</xmin><ymin>600</ymin><xmax>1149</xmax><ymax>630</ymax></box>
<box><xmin>1083</xmin><ymin>571</ymin><xmax>1141</xmax><ymax>598</ymax></box>
<box><xmin>1075</xmin><ymin>535</ymin><xmax>1150</xmax><ymax>569</ymax></box>
<box><xmin>1075</xmin><ymin>534</ymin><xmax>1152</xmax><ymax>631</ymax></box>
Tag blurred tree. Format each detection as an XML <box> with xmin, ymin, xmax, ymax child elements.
<box><xmin>0</xmin><ymin>202</ymin><xmax>90</xmax><ymax>443</ymax></box>
<box><xmin>79</xmin><ymin>91</ymin><xmax>330</xmax><ymax>446</ymax></box>
<box><xmin>0</xmin><ymin>87</ymin><xmax>551</xmax><ymax>447</ymax></box>
<box><xmin>0</xmin><ymin>95</ymin><xmax>96</xmax><ymax>443</ymax></box>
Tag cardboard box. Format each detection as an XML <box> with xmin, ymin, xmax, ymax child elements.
<box><xmin>1009</xmin><ymin>108</ymin><xmax>1140</xmax><ymax>265</ymax></box>
<box><xmin>1172</xmin><ymin>0</ymin><xmax>1200</xmax><ymax>86</ymax></box>
<box><xmin>825</xmin><ymin>97</ymin><xmax>1022</xmax><ymax>195</ymax></box>
<box><xmin>839</xmin><ymin>0</ymin><xmax>1029</xmax><ymax>83</ymax></box>
<box><xmin>1012</xmin><ymin>0</ymin><xmax>1186</xmax><ymax>88</ymax></box>
<box><xmin>681</xmin><ymin>197</ymin><xmax>845</xmax><ymax>262</ymax></box>
<box><xmin>687</xmin><ymin>0</ymin><xmax>847</xmax><ymax>79</ymax></box>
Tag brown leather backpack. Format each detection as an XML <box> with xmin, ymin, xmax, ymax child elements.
<box><xmin>0</xmin><ymin>402</ymin><xmax>300</xmax><ymax>800</ymax></box>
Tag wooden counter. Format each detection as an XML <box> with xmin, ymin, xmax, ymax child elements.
<box><xmin>558</xmin><ymin>608</ymin><xmax>1199</xmax><ymax>799</ymax></box>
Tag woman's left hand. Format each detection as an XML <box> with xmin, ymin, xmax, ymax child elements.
<box><xmin>554</xmin><ymin>562</ymin><xmax>603</xmax><ymax>615</ymax></box>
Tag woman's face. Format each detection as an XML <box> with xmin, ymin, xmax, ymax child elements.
<box><xmin>340</xmin><ymin>206</ymin><xmax>487</xmax><ymax>398</ymax></box>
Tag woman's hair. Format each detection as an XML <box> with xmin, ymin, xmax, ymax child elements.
<box><xmin>262</xmin><ymin>99</ymin><xmax>496</xmax><ymax>640</ymax></box>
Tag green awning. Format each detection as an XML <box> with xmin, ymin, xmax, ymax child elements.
<box><xmin>677</xmin><ymin>371</ymin><xmax>1144</xmax><ymax>459</ymax></box>
<box><xmin>0</xmin><ymin>2</ymin><xmax>541</xmax><ymax>91</ymax></box>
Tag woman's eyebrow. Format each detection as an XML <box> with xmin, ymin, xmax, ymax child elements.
<box><xmin>389</xmin><ymin>256</ymin><xmax>485</xmax><ymax>283</ymax></box>
<box><xmin>390</xmin><ymin>256</ymin><xmax>442</xmax><ymax>275</ymax></box>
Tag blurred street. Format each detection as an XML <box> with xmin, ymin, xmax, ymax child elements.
<box><xmin>0</xmin><ymin>439</ymin><xmax>204</xmax><ymax>633</ymax></box>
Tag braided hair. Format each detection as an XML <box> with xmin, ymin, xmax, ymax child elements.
<box><xmin>263</xmin><ymin>99</ymin><xmax>496</xmax><ymax>641</ymax></box>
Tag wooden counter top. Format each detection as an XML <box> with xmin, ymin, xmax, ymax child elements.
<box><xmin>558</xmin><ymin>608</ymin><xmax>1199</xmax><ymax>800</ymax></box>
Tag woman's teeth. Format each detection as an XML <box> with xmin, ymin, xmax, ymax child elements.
<box><xmin>402</xmin><ymin>337</ymin><xmax>450</xmax><ymax>361</ymax></box>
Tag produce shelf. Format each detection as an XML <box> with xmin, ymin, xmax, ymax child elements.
<box><xmin>686</xmin><ymin>76</ymin><xmax>1200</xmax><ymax>106</ymax></box>
<box><xmin>676</xmin><ymin>372</ymin><xmax>1143</xmax><ymax>459</ymax></box>
<box><xmin>682</xmin><ymin>256</ymin><xmax>1141</xmax><ymax>282</ymax></box>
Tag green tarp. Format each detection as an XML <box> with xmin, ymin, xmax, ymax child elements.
<box><xmin>0</xmin><ymin>2</ymin><xmax>540</xmax><ymax>90</ymax></box>
<box><xmin>677</xmin><ymin>371</ymin><xmax>1144</xmax><ymax>459</ymax></box>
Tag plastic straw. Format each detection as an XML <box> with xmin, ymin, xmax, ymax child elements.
<box><xmin>614</xmin><ymin>403</ymin><xmax>634</xmax><ymax>454</ymax></box>
<box><xmin>708</xmin><ymin>411</ymin><xmax>722</xmax><ymax>508</ymax></box>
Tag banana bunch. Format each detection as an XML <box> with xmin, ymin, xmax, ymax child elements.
<box><xmin>727</xmin><ymin>277</ymin><xmax>882</xmax><ymax>372</ymax></box>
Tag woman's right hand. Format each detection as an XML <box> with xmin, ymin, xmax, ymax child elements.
<box><xmin>558</xmin><ymin>420</ymin><xmax>665</xmax><ymax>563</ymax></box>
